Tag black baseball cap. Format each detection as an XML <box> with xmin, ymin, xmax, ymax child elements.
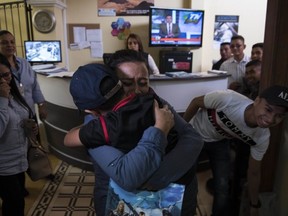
<box><xmin>260</xmin><ymin>85</ymin><xmax>288</xmax><ymax>109</ymax></box>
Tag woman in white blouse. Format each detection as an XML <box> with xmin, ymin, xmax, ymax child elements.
<box><xmin>126</xmin><ymin>33</ymin><xmax>160</xmax><ymax>75</ymax></box>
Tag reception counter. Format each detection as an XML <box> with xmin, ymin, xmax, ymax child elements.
<box><xmin>38</xmin><ymin>72</ymin><xmax>228</xmax><ymax>170</ymax></box>
<box><xmin>149</xmin><ymin>73</ymin><xmax>228</xmax><ymax>113</ymax></box>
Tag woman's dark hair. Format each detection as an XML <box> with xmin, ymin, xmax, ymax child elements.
<box><xmin>0</xmin><ymin>53</ymin><xmax>33</xmax><ymax>117</ymax></box>
<box><xmin>0</xmin><ymin>30</ymin><xmax>12</xmax><ymax>37</ymax></box>
<box><xmin>126</xmin><ymin>33</ymin><xmax>144</xmax><ymax>52</ymax></box>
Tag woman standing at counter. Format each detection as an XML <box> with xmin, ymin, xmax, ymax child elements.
<box><xmin>126</xmin><ymin>33</ymin><xmax>160</xmax><ymax>75</ymax></box>
<box><xmin>0</xmin><ymin>54</ymin><xmax>35</xmax><ymax>216</ymax></box>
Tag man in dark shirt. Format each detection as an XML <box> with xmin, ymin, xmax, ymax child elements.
<box><xmin>212</xmin><ymin>42</ymin><xmax>232</xmax><ymax>70</ymax></box>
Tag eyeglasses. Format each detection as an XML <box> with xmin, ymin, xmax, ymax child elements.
<box><xmin>0</xmin><ymin>72</ymin><xmax>11</xmax><ymax>78</ymax></box>
<box><xmin>0</xmin><ymin>40</ymin><xmax>16</xmax><ymax>46</ymax></box>
<box><xmin>230</xmin><ymin>44</ymin><xmax>242</xmax><ymax>49</ymax></box>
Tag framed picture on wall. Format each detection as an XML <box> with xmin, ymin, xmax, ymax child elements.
<box><xmin>213</xmin><ymin>15</ymin><xmax>239</xmax><ymax>47</ymax></box>
<box><xmin>98</xmin><ymin>0</ymin><xmax>155</xmax><ymax>16</ymax></box>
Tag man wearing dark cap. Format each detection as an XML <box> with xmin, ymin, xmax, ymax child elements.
<box><xmin>183</xmin><ymin>85</ymin><xmax>288</xmax><ymax>216</ymax></box>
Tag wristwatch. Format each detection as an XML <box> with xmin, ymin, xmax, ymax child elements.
<box><xmin>250</xmin><ymin>200</ymin><xmax>261</xmax><ymax>208</ymax></box>
<box><xmin>32</xmin><ymin>10</ymin><xmax>56</xmax><ymax>33</ymax></box>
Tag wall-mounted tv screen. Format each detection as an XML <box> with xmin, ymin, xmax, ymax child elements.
<box><xmin>149</xmin><ymin>7</ymin><xmax>204</xmax><ymax>47</ymax></box>
<box><xmin>24</xmin><ymin>40</ymin><xmax>62</xmax><ymax>64</ymax></box>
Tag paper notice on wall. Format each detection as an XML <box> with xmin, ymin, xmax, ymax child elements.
<box><xmin>73</xmin><ymin>27</ymin><xmax>86</xmax><ymax>43</ymax></box>
<box><xmin>90</xmin><ymin>41</ymin><xmax>103</xmax><ymax>58</ymax></box>
<box><xmin>86</xmin><ymin>29</ymin><xmax>102</xmax><ymax>42</ymax></box>
<box><xmin>213</xmin><ymin>15</ymin><xmax>239</xmax><ymax>48</ymax></box>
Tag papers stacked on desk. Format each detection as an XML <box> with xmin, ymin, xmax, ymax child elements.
<box><xmin>47</xmin><ymin>71</ymin><xmax>75</xmax><ymax>78</ymax></box>
<box><xmin>165</xmin><ymin>71</ymin><xmax>191</xmax><ymax>77</ymax></box>
<box><xmin>34</xmin><ymin>66</ymin><xmax>67</xmax><ymax>74</ymax></box>
<box><xmin>34</xmin><ymin>66</ymin><xmax>75</xmax><ymax>78</ymax></box>
<box><xmin>207</xmin><ymin>69</ymin><xmax>227</xmax><ymax>74</ymax></box>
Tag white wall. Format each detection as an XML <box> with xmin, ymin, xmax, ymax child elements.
<box><xmin>191</xmin><ymin>0</ymin><xmax>267</xmax><ymax>71</ymax></box>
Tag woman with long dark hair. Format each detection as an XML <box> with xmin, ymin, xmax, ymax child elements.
<box><xmin>0</xmin><ymin>53</ymin><xmax>35</xmax><ymax>216</ymax></box>
<box><xmin>126</xmin><ymin>33</ymin><xmax>160</xmax><ymax>75</ymax></box>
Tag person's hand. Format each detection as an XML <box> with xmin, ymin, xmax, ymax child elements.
<box><xmin>22</xmin><ymin>119</ymin><xmax>39</xmax><ymax>137</ymax></box>
<box><xmin>153</xmin><ymin>100</ymin><xmax>174</xmax><ymax>136</ymax></box>
<box><xmin>31</xmin><ymin>121</ymin><xmax>39</xmax><ymax>136</ymax></box>
<box><xmin>250</xmin><ymin>207</ymin><xmax>259</xmax><ymax>216</ymax></box>
<box><xmin>228</xmin><ymin>81</ymin><xmax>241</xmax><ymax>91</ymax></box>
<box><xmin>38</xmin><ymin>102</ymin><xmax>48</xmax><ymax>120</ymax></box>
<box><xmin>0</xmin><ymin>78</ymin><xmax>10</xmax><ymax>98</ymax></box>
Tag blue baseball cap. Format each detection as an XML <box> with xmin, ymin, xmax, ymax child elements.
<box><xmin>70</xmin><ymin>63</ymin><xmax>122</xmax><ymax>110</ymax></box>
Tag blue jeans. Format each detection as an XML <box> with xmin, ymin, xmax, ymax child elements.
<box><xmin>92</xmin><ymin>160</ymin><xmax>110</xmax><ymax>216</ymax></box>
<box><xmin>204</xmin><ymin>139</ymin><xmax>231</xmax><ymax>216</ymax></box>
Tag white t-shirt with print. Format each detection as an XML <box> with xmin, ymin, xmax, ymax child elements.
<box><xmin>192</xmin><ymin>89</ymin><xmax>270</xmax><ymax>161</ymax></box>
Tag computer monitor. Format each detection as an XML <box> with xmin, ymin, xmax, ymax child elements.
<box><xmin>159</xmin><ymin>50</ymin><xmax>193</xmax><ymax>73</ymax></box>
<box><xmin>24</xmin><ymin>40</ymin><xmax>62</xmax><ymax>64</ymax></box>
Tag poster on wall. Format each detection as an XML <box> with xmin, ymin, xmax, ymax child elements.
<box><xmin>213</xmin><ymin>15</ymin><xmax>239</xmax><ymax>48</ymax></box>
<box><xmin>98</xmin><ymin>0</ymin><xmax>155</xmax><ymax>16</ymax></box>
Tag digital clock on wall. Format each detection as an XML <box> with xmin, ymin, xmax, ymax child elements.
<box><xmin>32</xmin><ymin>10</ymin><xmax>56</xmax><ymax>33</ymax></box>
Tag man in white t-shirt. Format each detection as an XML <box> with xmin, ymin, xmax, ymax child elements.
<box><xmin>183</xmin><ymin>85</ymin><xmax>288</xmax><ymax>216</ymax></box>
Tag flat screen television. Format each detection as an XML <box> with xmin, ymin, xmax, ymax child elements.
<box><xmin>24</xmin><ymin>40</ymin><xmax>62</xmax><ymax>64</ymax></box>
<box><xmin>149</xmin><ymin>7</ymin><xmax>204</xmax><ymax>47</ymax></box>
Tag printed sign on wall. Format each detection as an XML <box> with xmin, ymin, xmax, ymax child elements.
<box><xmin>98</xmin><ymin>0</ymin><xmax>155</xmax><ymax>16</ymax></box>
<box><xmin>213</xmin><ymin>15</ymin><xmax>239</xmax><ymax>47</ymax></box>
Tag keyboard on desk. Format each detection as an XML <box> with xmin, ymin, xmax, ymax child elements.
<box><xmin>32</xmin><ymin>64</ymin><xmax>55</xmax><ymax>70</ymax></box>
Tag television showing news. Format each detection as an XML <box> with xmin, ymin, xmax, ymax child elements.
<box><xmin>24</xmin><ymin>40</ymin><xmax>62</xmax><ymax>64</ymax></box>
<box><xmin>149</xmin><ymin>7</ymin><xmax>204</xmax><ymax>47</ymax></box>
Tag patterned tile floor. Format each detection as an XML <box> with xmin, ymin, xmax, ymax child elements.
<box><xmin>26</xmin><ymin>161</ymin><xmax>95</xmax><ymax>216</ymax></box>
<box><xmin>23</xmin><ymin>154</ymin><xmax>213</xmax><ymax>216</ymax></box>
